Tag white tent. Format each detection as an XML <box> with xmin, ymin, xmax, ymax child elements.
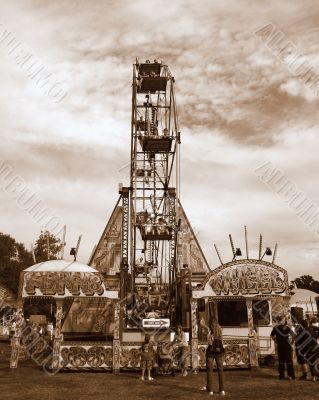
<box><xmin>290</xmin><ymin>288</ymin><xmax>318</xmax><ymax>319</ymax></box>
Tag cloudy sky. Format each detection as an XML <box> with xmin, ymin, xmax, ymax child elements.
<box><xmin>1</xmin><ymin>0</ymin><xmax>319</xmax><ymax>280</ymax></box>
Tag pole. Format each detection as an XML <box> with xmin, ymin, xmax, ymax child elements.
<box><xmin>60</xmin><ymin>225</ymin><xmax>66</xmax><ymax>260</ymax></box>
<box><xmin>31</xmin><ymin>244</ymin><xmax>36</xmax><ymax>264</ymax></box>
<box><xmin>229</xmin><ymin>234</ymin><xmax>235</xmax><ymax>258</ymax></box>
<box><xmin>214</xmin><ymin>244</ymin><xmax>223</xmax><ymax>265</ymax></box>
<box><xmin>46</xmin><ymin>235</ymin><xmax>50</xmax><ymax>260</ymax></box>
<box><xmin>310</xmin><ymin>297</ymin><xmax>315</xmax><ymax>317</ymax></box>
<box><xmin>258</xmin><ymin>234</ymin><xmax>262</xmax><ymax>260</ymax></box>
<box><xmin>245</xmin><ymin>226</ymin><xmax>249</xmax><ymax>259</ymax></box>
<box><xmin>74</xmin><ymin>235</ymin><xmax>82</xmax><ymax>261</ymax></box>
<box><xmin>272</xmin><ymin>243</ymin><xmax>278</xmax><ymax>264</ymax></box>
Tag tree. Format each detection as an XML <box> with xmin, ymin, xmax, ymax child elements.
<box><xmin>309</xmin><ymin>280</ymin><xmax>319</xmax><ymax>294</ymax></box>
<box><xmin>0</xmin><ymin>231</ymin><xmax>63</xmax><ymax>297</ymax></box>
<box><xmin>293</xmin><ymin>275</ymin><xmax>319</xmax><ymax>294</ymax></box>
<box><xmin>0</xmin><ymin>233</ymin><xmax>33</xmax><ymax>295</ymax></box>
<box><xmin>33</xmin><ymin>230</ymin><xmax>62</xmax><ymax>262</ymax></box>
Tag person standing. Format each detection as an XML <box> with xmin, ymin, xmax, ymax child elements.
<box><xmin>294</xmin><ymin>320</ymin><xmax>315</xmax><ymax>380</ymax></box>
<box><xmin>202</xmin><ymin>318</ymin><xmax>226</xmax><ymax>396</ymax></box>
<box><xmin>47</xmin><ymin>321</ymin><xmax>54</xmax><ymax>340</ymax></box>
<box><xmin>140</xmin><ymin>334</ymin><xmax>155</xmax><ymax>381</ymax></box>
<box><xmin>271</xmin><ymin>317</ymin><xmax>296</xmax><ymax>380</ymax></box>
<box><xmin>173</xmin><ymin>325</ymin><xmax>189</xmax><ymax>376</ymax></box>
<box><xmin>301</xmin><ymin>319</ymin><xmax>319</xmax><ymax>381</ymax></box>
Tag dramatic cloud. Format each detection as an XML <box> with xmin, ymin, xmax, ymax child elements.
<box><xmin>1</xmin><ymin>0</ymin><xmax>319</xmax><ymax>279</ymax></box>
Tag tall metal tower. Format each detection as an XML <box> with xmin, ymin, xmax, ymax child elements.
<box><xmin>90</xmin><ymin>60</ymin><xmax>211</xmax><ymax>332</ymax></box>
<box><xmin>119</xmin><ymin>59</ymin><xmax>181</xmax><ymax>326</ymax></box>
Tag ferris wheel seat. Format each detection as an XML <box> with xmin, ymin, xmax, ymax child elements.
<box><xmin>141</xmin><ymin>231</ymin><xmax>173</xmax><ymax>241</ymax></box>
<box><xmin>138</xmin><ymin>222</ymin><xmax>173</xmax><ymax>240</ymax></box>
<box><xmin>138</xmin><ymin>62</ymin><xmax>162</xmax><ymax>77</ymax></box>
<box><xmin>139</xmin><ymin>136</ymin><xmax>172</xmax><ymax>152</ymax></box>
<box><xmin>137</xmin><ymin>77</ymin><xmax>167</xmax><ymax>93</ymax></box>
<box><xmin>135</xmin><ymin>266</ymin><xmax>150</xmax><ymax>276</ymax></box>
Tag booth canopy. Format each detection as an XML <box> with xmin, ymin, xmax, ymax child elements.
<box><xmin>24</xmin><ymin>260</ymin><xmax>97</xmax><ymax>273</ymax></box>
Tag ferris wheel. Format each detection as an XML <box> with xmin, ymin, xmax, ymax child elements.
<box><xmin>120</xmin><ymin>59</ymin><xmax>181</xmax><ymax>325</ymax></box>
<box><xmin>90</xmin><ymin>60</ymin><xmax>210</xmax><ymax>329</ymax></box>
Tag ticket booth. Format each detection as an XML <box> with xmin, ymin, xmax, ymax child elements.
<box><xmin>190</xmin><ymin>259</ymin><xmax>291</xmax><ymax>369</ymax></box>
<box><xmin>10</xmin><ymin>260</ymin><xmax>120</xmax><ymax>371</ymax></box>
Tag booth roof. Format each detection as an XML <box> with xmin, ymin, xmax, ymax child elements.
<box><xmin>24</xmin><ymin>259</ymin><xmax>97</xmax><ymax>273</ymax></box>
<box><xmin>290</xmin><ymin>288</ymin><xmax>319</xmax><ymax>305</ymax></box>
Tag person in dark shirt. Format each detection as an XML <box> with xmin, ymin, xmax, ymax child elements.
<box><xmin>295</xmin><ymin>321</ymin><xmax>310</xmax><ymax>379</ymax></box>
<box><xmin>271</xmin><ymin>317</ymin><xmax>295</xmax><ymax>380</ymax></box>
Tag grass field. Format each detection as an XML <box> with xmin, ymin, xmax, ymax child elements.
<box><xmin>0</xmin><ymin>354</ymin><xmax>318</xmax><ymax>400</ymax></box>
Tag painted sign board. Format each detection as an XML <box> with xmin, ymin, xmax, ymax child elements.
<box><xmin>22</xmin><ymin>271</ymin><xmax>118</xmax><ymax>298</ymax></box>
<box><xmin>193</xmin><ymin>260</ymin><xmax>289</xmax><ymax>298</ymax></box>
<box><xmin>142</xmin><ymin>318</ymin><xmax>170</xmax><ymax>328</ymax></box>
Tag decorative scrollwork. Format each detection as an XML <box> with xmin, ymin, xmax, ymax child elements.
<box><xmin>70</xmin><ymin>346</ymin><xmax>87</xmax><ymax>367</ymax></box>
<box><xmin>105</xmin><ymin>348</ymin><xmax>113</xmax><ymax>366</ymax></box>
<box><xmin>198</xmin><ymin>346</ymin><xmax>207</xmax><ymax>367</ymax></box>
<box><xmin>61</xmin><ymin>347</ymin><xmax>70</xmax><ymax>366</ymax></box>
<box><xmin>190</xmin><ymin>343</ymin><xmax>250</xmax><ymax>368</ymax></box>
<box><xmin>120</xmin><ymin>348</ymin><xmax>131</xmax><ymax>367</ymax></box>
<box><xmin>130</xmin><ymin>348</ymin><xmax>141</xmax><ymax>367</ymax></box>
<box><xmin>224</xmin><ymin>345</ymin><xmax>242</xmax><ymax>365</ymax></box>
<box><xmin>240</xmin><ymin>345</ymin><xmax>249</xmax><ymax>364</ymax></box>
<box><xmin>61</xmin><ymin>346</ymin><xmax>113</xmax><ymax>368</ymax></box>
<box><xmin>120</xmin><ymin>347</ymin><xmax>144</xmax><ymax>368</ymax></box>
<box><xmin>87</xmin><ymin>347</ymin><xmax>105</xmax><ymax>367</ymax></box>
<box><xmin>61</xmin><ymin>346</ymin><xmax>87</xmax><ymax>367</ymax></box>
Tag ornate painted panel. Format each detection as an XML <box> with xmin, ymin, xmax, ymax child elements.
<box><xmin>59</xmin><ymin>343</ymin><xmax>113</xmax><ymax>369</ymax></box>
<box><xmin>198</xmin><ymin>339</ymin><xmax>250</xmax><ymax>369</ymax></box>
<box><xmin>89</xmin><ymin>206</ymin><xmax>122</xmax><ymax>275</ymax></box>
<box><xmin>176</xmin><ymin>202</ymin><xmax>211</xmax><ymax>273</ymax></box>
<box><xmin>62</xmin><ymin>298</ymin><xmax>115</xmax><ymax>335</ymax></box>
<box><xmin>119</xmin><ymin>343</ymin><xmax>191</xmax><ymax>369</ymax></box>
<box><xmin>120</xmin><ymin>345</ymin><xmax>142</xmax><ymax>368</ymax></box>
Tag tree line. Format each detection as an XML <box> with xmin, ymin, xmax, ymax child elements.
<box><xmin>0</xmin><ymin>231</ymin><xmax>318</xmax><ymax>296</ymax></box>
<box><xmin>292</xmin><ymin>275</ymin><xmax>319</xmax><ymax>294</ymax></box>
<box><xmin>0</xmin><ymin>231</ymin><xmax>62</xmax><ymax>295</ymax></box>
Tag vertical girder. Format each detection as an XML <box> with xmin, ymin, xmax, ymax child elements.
<box><xmin>126</xmin><ymin>60</ymin><xmax>180</xmax><ymax>323</ymax></box>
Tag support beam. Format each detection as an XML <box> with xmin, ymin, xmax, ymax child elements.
<box><xmin>245</xmin><ymin>226</ymin><xmax>249</xmax><ymax>259</ymax></box>
<box><xmin>119</xmin><ymin>187</ymin><xmax>130</xmax><ymax>302</ymax></box>
<box><xmin>258</xmin><ymin>234</ymin><xmax>263</xmax><ymax>260</ymax></box>
<box><xmin>190</xmin><ymin>299</ymin><xmax>199</xmax><ymax>372</ymax></box>
<box><xmin>214</xmin><ymin>244</ymin><xmax>223</xmax><ymax>265</ymax></box>
<box><xmin>52</xmin><ymin>300</ymin><xmax>64</xmax><ymax>370</ymax></box>
<box><xmin>272</xmin><ymin>243</ymin><xmax>278</xmax><ymax>264</ymax></box>
<box><xmin>246</xmin><ymin>299</ymin><xmax>259</xmax><ymax>368</ymax></box>
<box><xmin>113</xmin><ymin>301</ymin><xmax>121</xmax><ymax>372</ymax></box>
<box><xmin>10</xmin><ymin>307</ymin><xmax>24</xmax><ymax>368</ymax></box>
<box><xmin>229</xmin><ymin>234</ymin><xmax>235</xmax><ymax>258</ymax></box>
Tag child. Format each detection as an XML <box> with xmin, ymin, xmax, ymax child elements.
<box><xmin>140</xmin><ymin>334</ymin><xmax>154</xmax><ymax>381</ymax></box>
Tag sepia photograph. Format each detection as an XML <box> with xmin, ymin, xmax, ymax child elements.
<box><xmin>0</xmin><ymin>1</ymin><xmax>319</xmax><ymax>399</ymax></box>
